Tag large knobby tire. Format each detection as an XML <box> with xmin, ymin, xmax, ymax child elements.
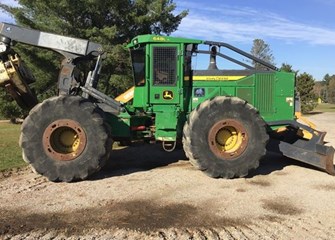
<box><xmin>183</xmin><ymin>96</ymin><xmax>269</xmax><ymax>178</ymax></box>
<box><xmin>19</xmin><ymin>95</ymin><xmax>112</xmax><ymax>182</ymax></box>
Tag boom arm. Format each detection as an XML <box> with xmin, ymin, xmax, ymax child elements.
<box><xmin>0</xmin><ymin>23</ymin><xmax>102</xmax><ymax>57</ymax></box>
<box><xmin>0</xmin><ymin>22</ymin><xmax>105</xmax><ymax>95</ymax></box>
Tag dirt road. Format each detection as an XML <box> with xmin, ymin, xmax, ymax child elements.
<box><xmin>1</xmin><ymin>113</ymin><xmax>335</xmax><ymax>239</ymax></box>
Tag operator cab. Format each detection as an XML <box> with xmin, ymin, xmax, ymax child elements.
<box><xmin>127</xmin><ymin>35</ymin><xmax>202</xmax><ymax>110</ymax></box>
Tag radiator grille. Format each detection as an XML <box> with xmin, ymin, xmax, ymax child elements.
<box><xmin>256</xmin><ymin>74</ymin><xmax>274</xmax><ymax>113</ymax></box>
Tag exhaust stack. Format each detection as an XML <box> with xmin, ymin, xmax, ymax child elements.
<box><xmin>208</xmin><ymin>46</ymin><xmax>218</xmax><ymax>70</ymax></box>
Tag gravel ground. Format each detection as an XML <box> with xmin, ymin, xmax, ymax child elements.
<box><xmin>1</xmin><ymin>112</ymin><xmax>335</xmax><ymax>240</ymax></box>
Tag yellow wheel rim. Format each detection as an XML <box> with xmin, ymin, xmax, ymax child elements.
<box><xmin>51</xmin><ymin>127</ymin><xmax>80</xmax><ymax>154</ymax></box>
<box><xmin>43</xmin><ymin>119</ymin><xmax>87</xmax><ymax>161</ymax></box>
<box><xmin>208</xmin><ymin>119</ymin><xmax>248</xmax><ymax>160</ymax></box>
<box><xmin>215</xmin><ymin>126</ymin><xmax>242</xmax><ymax>152</ymax></box>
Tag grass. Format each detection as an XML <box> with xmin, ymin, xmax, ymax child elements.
<box><xmin>0</xmin><ymin>122</ymin><xmax>27</xmax><ymax>171</ymax></box>
<box><xmin>314</xmin><ymin>103</ymin><xmax>335</xmax><ymax>112</ymax></box>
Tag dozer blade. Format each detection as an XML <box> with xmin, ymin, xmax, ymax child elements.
<box><xmin>268</xmin><ymin>122</ymin><xmax>335</xmax><ymax>175</ymax></box>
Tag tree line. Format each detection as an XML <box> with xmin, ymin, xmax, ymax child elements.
<box><xmin>0</xmin><ymin>0</ymin><xmax>326</xmax><ymax>119</ymax></box>
<box><xmin>314</xmin><ymin>74</ymin><xmax>335</xmax><ymax>104</ymax></box>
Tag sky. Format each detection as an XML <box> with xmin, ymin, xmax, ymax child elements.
<box><xmin>173</xmin><ymin>0</ymin><xmax>335</xmax><ymax>80</ymax></box>
<box><xmin>1</xmin><ymin>0</ymin><xmax>335</xmax><ymax>80</ymax></box>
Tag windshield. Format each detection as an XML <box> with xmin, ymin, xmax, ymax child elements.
<box><xmin>131</xmin><ymin>48</ymin><xmax>145</xmax><ymax>86</ymax></box>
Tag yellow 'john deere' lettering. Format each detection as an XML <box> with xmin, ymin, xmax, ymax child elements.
<box><xmin>192</xmin><ymin>76</ymin><xmax>245</xmax><ymax>81</ymax></box>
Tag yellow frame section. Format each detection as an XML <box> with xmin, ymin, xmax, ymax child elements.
<box><xmin>115</xmin><ymin>86</ymin><xmax>135</xmax><ymax>103</ymax></box>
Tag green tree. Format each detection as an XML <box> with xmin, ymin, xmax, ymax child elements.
<box><xmin>0</xmin><ymin>91</ymin><xmax>25</xmax><ymax>122</ymax></box>
<box><xmin>250</xmin><ymin>39</ymin><xmax>275</xmax><ymax>70</ymax></box>
<box><xmin>280</xmin><ymin>63</ymin><xmax>296</xmax><ymax>73</ymax></box>
<box><xmin>296</xmin><ymin>72</ymin><xmax>317</xmax><ymax>113</ymax></box>
<box><xmin>322</xmin><ymin>74</ymin><xmax>335</xmax><ymax>102</ymax></box>
<box><xmin>322</xmin><ymin>73</ymin><xmax>335</xmax><ymax>86</ymax></box>
<box><xmin>313</xmin><ymin>81</ymin><xmax>326</xmax><ymax>101</ymax></box>
<box><xmin>328</xmin><ymin>78</ymin><xmax>335</xmax><ymax>104</ymax></box>
<box><xmin>0</xmin><ymin>0</ymin><xmax>188</xmax><ymax>118</ymax></box>
<box><xmin>280</xmin><ymin>63</ymin><xmax>318</xmax><ymax>113</ymax></box>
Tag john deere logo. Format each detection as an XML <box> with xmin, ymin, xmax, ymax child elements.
<box><xmin>163</xmin><ymin>90</ymin><xmax>173</xmax><ymax>100</ymax></box>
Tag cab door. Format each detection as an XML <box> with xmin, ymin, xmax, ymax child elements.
<box><xmin>149</xmin><ymin>44</ymin><xmax>181</xmax><ymax>104</ymax></box>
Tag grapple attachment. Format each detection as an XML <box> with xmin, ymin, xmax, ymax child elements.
<box><xmin>0</xmin><ymin>53</ymin><xmax>38</xmax><ymax>110</ymax></box>
<box><xmin>268</xmin><ymin>120</ymin><xmax>335</xmax><ymax>175</ymax></box>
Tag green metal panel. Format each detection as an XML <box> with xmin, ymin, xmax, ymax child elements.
<box><xmin>221</xmin><ymin>87</ymin><xmax>235</xmax><ymax>96</ymax></box>
<box><xmin>105</xmin><ymin>112</ymin><xmax>131</xmax><ymax>138</ymax></box>
<box><xmin>272</xmin><ymin>71</ymin><xmax>295</xmax><ymax>121</ymax></box>
<box><xmin>132</xmin><ymin>86</ymin><xmax>147</xmax><ymax>108</ymax></box>
<box><xmin>253</xmin><ymin>72</ymin><xmax>295</xmax><ymax>122</ymax></box>
<box><xmin>153</xmin><ymin>105</ymin><xmax>179</xmax><ymax>141</ymax></box>
<box><xmin>236</xmin><ymin>75</ymin><xmax>254</xmax><ymax>86</ymax></box>
<box><xmin>237</xmin><ymin>88</ymin><xmax>253</xmax><ymax>105</ymax></box>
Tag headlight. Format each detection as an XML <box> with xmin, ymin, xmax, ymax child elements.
<box><xmin>0</xmin><ymin>42</ymin><xmax>7</xmax><ymax>53</ymax></box>
<box><xmin>0</xmin><ymin>36</ymin><xmax>11</xmax><ymax>53</ymax></box>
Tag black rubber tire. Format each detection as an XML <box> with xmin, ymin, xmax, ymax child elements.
<box><xmin>183</xmin><ymin>96</ymin><xmax>269</xmax><ymax>178</ymax></box>
<box><xmin>19</xmin><ymin>95</ymin><xmax>112</xmax><ymax>182</ymax></box>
